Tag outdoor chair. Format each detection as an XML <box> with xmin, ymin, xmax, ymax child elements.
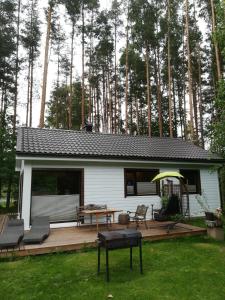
<box><xmin>153</xmin><ymin>194</ymin><xmax>180</xmax><ymax>221</ymax></box>
<box><xmin>97</xmin><ymin>205</ymin><xmax>112</xmax><ymax>228</ymax></box>
<box><xmin>0</xmin><ymin>218</ymin><xmax>24</xmax><ymax>251</ymax></box>
<box><xmin>127</xmin><ymin>205</ymin><xmax>149</xmax><ymax>229</ymax></box>
<box><xmin>151</xmin><ymin>195</ymin><xmax>187</xmax><ymax>233</ymax></box>
<box><xmin>75</xmin><ymin>206</ymin><xmax>86</xmax><ymax>227</ymax></box>
<box><xmin>23</xmin><ymin>216</ymin><xmax>50</xmax><ymax>244</ymax></box>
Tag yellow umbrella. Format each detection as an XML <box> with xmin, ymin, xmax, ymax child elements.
<box><xmin>151</xmin><ymin>171</ymin><xmax>184</xmax><ymax>182</ymax></box>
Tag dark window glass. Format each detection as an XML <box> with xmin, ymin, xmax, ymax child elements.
<box><xmin>32</xmin><ymin>170</ymin><xmax>80</xmax><ymax>196</ymax></box>
<box><xmin>126</xmin><ymin>171</ymin><xmax>136</xmax><ymax>195</ymax></box>
<box><xmin>180</xmin><ymin>169</ymin><xmax>201</xmax><ymax>194</ymax></box>
<box><xmin>125</xmin><ymin>169</ymin><xmax>159</xmax><ymax>196</ymax></box>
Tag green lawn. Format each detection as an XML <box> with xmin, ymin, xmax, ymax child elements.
<box><xmin>0</xmin><ymin>236</ymin><xmax>225</xmax><ymax>300</ymax></box>
<box><xmin>184</xmin><ymin>217</ymin><xmax>206</xmax><ymax>228</ymax></box>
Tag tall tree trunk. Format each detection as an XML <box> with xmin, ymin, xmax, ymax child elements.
<box><xmin>13</xmin><ymin>0</ymin><xmax>21</xmax><ymax>134</ymax></box>
<box><xmin>97</xmin><ymin>82</ymin><xmax>100</xmax><ymax>132</ymax></box>
<box><xmin>93</xmin><ymin>87</ymin><xmax>96</xmax><ymax>130</ymax></box>
<box><xmin>210</xmin><ymin>0</ymin><xmax>221</xmax><ymax>80</ymax></box>
<box><xmin>177</xmin><ymin>82</ymin><xmax>184</xmax><ymax>138</ymax></box>
<box><xmin>81</xmin><ymin>2</ymin><xmax>85</xmax><ymax>128</ymax></box>
<box><xmin>29</xmin><ymin>48</ymin><xmax>34</xmax><ymax>127</ymax></box>
<box><xmin>88</xmin><ymin>8</ymin><xmax>94</xmax><ymax>124</ymax></box>
<box><xmin>135</xmin><ymin>96</ymin><xmax>139</xmax><ymax>135</ymax></box>
<box><xmin>56</xmin><ymin>30</ymin><xmax>60</xmax><ymax>129</ymax></box>
<box><xmin>68</xmin><ymin>23</ymin><xmax>75</xmax><ymax>129</ymax></box>
<box><xmin>172</xmin><ymin>76</ymin><xmax>178</xmax><ymax>137</ymax></box>
<box><xmin>26</xmin><ymin>56</ymin><xmax>31</xmax><ymax>127</ymax></box>
<box><xmin>185</xmin><ymin>0</ymin><xmax>194</xmax><ymax>140</ymax></box>
<box><xmin>125</xmin><ymin>17</ymin><xmax>129</xmax><ymax>134</ymax></box>
<box><xmin>88</xmin><ymin>84</ymin><xmax>92</xmax><ymax>124</ymax></box>
<box><xmin>114</xmin><ymin>22</ymin><xmax>117</xmax><ymax>134</ymax></box>
<box><xmin>197</xmin><ymin>45</ymin><xmax>204</xmax><ymax>148</ymax></box>
<box><xmin>39</xmin><ymin>4</ymin><xmax>52</xmax><ymax>128</ymax></box>
<box><xmin>167</xmin><ymin>0</ymin><xmax>173</xmax><ymax>137</ymax></box>
<box><xmin>156</xmin><ymin>46</ymin><xmax>163</xmax><ymax>137</ymax></box>
<box><xmin>108</xmin><ymin>69</ymin><xmax>112</xmax><ymax>133</ymax></box>
<box><xmin>193</xmin><ymin>83</ymin><xmax>199</xmax><ymax>143</ymax></box>
<box><xmin>182</xmin><ymin>23</ymin><xmax>187</xmax><ymax>140</ymax></box>
<box><xmin>145</xmin><ymin>44</ymin><xmax>151</xmax><ymax>137</ymax></box>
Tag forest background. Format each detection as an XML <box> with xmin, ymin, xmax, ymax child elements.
<box><xmin>0</xmin><ymin>0</ymin><xmax>224</xmax><ymax>210</ymax></box>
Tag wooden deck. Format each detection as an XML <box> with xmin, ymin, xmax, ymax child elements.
<box><xmin>0</xmin><ymin>221</ymin><xmax>206</xmax><ymax>258</ymax></box>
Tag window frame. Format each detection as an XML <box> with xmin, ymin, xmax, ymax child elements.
<box><xmin>179</xmin><ymin>169</ymin><xmax>201</xmax><ymax>195</ymax></box>
<box><xmin>124</xmin><ymin>168</ymin><xmax>160</xmax><ymax>197</ymax></box>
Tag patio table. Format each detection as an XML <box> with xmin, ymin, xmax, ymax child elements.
<box><xmin>81</xmin><ymin>208</ymin><xmax>122</xmax><ymax>231</ymax></box>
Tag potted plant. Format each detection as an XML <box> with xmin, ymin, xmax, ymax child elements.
<box><xmin>196</xmin><ymin>194</ymin><xmax>224</xmax><ymax>240</ymax></box>
<box><xmin>196</xmin><ymin>194</ymin><xmax>215</xmax><ymax>221</ymax></box>
<box><xmin>207</xmin><ymin>209</ymin><xmax>224</xmax><ymax>241</ymax></box>
<box><xmin>205</xmin><ymin>208</ymin><xmax>224</xmax><ymax>241</ymax></box>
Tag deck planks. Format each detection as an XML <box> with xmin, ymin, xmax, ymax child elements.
<box><xmin>0</xmin><ymin>221</ymin><xmax>206</xmax><ymax>258</ymax></box>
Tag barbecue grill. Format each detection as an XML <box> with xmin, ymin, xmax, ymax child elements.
<box><xmin>97</xmin><ymin>229</ymin><xmax>143</xmax><ymax>281</ymax></box>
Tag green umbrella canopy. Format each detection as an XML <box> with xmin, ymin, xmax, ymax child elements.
<box><xmin>151</xmin><ymin>171</ymin><xmax>184</xmax><ymax>182</ymax></box>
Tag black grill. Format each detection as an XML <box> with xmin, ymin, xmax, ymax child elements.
<box><xmin>97</xmin><ymin>229</ymin><xmax>143</xmax><ymax>281</ymax></box>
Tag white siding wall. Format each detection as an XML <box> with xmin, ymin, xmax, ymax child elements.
<box><xmin>84</xmin><ymin>165</ymin><xmax>221</xmax><ymax>219</ymax></box>
<box><xmin>20</xmin><ymin>159</ymin><xmax>222</xmax><ymax>228</ymax></box>
<box><xmin>189</xmin><ymin>169</ymin><xmax>221</xmax><ymax>217</ymax></box>
<box><xmin>21</xmin><ymin>163</ymin><xmax>32</xmax><ymax>229</ymax></box>
<box><xmin>84</xmin><ymin>165</ymin><xmax>161</xmax><ymax>220</ymax></box>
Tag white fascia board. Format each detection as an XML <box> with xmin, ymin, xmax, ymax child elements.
<box><xmin>15</xmin><ymin>158</ymin><xmax>23</xmax><ymax>172</ymax></box>
<box><xmin>16</xmin><ymin>155</ymin><xmax>222</xmax><ymax>167</ymax></box>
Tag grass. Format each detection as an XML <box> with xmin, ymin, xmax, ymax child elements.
<box><xmin>0</xmin><ymin>235</ymin><xmax>225</xmax><ymax>300</ymax></box>
<box><xmin>184</xmin><ymin>217</ymin><xmax>206</xmax><ymax>228</ymax></box>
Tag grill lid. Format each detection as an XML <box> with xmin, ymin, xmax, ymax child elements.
<box><xmin>98</xmin><ymin>229</ymin><xmax>142</xmax><ymax>241</ymax></box>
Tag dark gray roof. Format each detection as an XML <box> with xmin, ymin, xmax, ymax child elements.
<box><xmin>16</xmin><ymin>127</ymin><xmax>224</xmax><ymax>163</ymax></box>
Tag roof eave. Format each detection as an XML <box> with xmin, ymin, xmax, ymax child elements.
<box><xmin>15</xmin><ymin>152</ymin><xmax>225</xmax><ymax>165</ymax></box>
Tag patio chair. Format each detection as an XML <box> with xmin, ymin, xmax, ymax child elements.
<box><xmin>127</xmin><ymin>205</ymin><xmax>149</xmax><ymax>229</ymax></box>
<box><xmin>75</xmin><ymin>206</ymin><xmax>86</xmax><ymax>227</ymax></box>
<box><xmin>97</xmin><ymin>205</ymin><xmax>112</xmax><ymax>228</ymax></box>
<box><xmin>23</xmin><ymin>216</ymin><xmax>50</xmax><ymax>244</ymax></box>
<box><xmin>0</xmin><ymin>218</ymin><xmax>24</xmax><ymax>251</ymax></box>
<box><xmin>153</xmin><ymin>194</ymin><xmax>180</xmax><ymax>221</ymax></box>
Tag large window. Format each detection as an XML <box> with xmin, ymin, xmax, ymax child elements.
<box><xmin>31</xmin><ymin>169</ymin><xmax>83</xmax><ymax>223</ymax></box>
<box><xmin>32</xmin><ymin>170</ymin><xmax>81</xmax><ymax>196</ymax></box>
<box><xmin>180</xmin><ymin>169</ymin><xmax>201</xmax><ymax>194</ymax></box>
<box><xmin>125</xmin><ymin>169</ymin><xmax>159</xmax><ymax>197</ymax></box>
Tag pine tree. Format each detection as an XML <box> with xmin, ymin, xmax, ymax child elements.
<box><xmin>39</xmin><ymin>1</ymin><xmax>55</xmax><ymax>128</ymax></box>
<box><xmin>21</xmin><ymin>0</ymin><xmax>41</xmax><ymax>127</ymax></box>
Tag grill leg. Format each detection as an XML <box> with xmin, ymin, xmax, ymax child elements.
<box><xmin>97</xmin><ymin>243</ymin><xmax>101</xmax><ymax>274</ymax></box>
<box><xmin>106</xmin><ymin>247</ymin><xmax>109</xmax><ymax>282</ymax></box>
<box><xmin>130</xmin><ymin>246</ymin><xmax>133</xmax><ymax>270</ymax></box>
<box><xmin>139</xmin><ymin>239</ymin><xmax>143</xmax><ymax>274</ymax></box>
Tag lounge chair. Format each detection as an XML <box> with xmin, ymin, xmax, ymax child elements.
<box><xmin>127</xmin><ymin>205</ymin><xmax>149</xmax><ymax>229</ymax></box>
<box><xmin>153</xmin><ymin>194</ymin><xmax>180</xmax><ymax>221</ymax></box>
<box><xmin>0</xmin><ymin>218</ymin><xmax>24</xmax><ymax>251</ymax></box>
<box><xmin>23</xmin><ymin>216</ymin><xmax>50</xmax><ymax>244</ymax></box>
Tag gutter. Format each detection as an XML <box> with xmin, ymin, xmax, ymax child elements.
<box><xmin>15</xmin><ymin>154</ymin><xmax>224</xmax><ymax>167</ymax></box>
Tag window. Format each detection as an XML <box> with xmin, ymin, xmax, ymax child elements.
<box><xmin>32</xmin><ymin>170</ymin><xmax>81</xmax><ymax>196</ymax></box>
<box><xmin>124</xmin><ymin>169</ymin><xmax>159</xmax><ymax>197</ymax></box>
<box><xmin>180</xmin><ymin>169</ymin><xmax>201</xmax><ymax>194</ymax></box>
<box><xmin>31</xmin><ymin>169</ymin><xmax>83</xmax><ymax>223</ymax></box>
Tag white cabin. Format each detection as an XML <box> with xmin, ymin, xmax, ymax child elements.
<box><xmin>16</xmin><ymin>127</ymin><xmax>223</xmax><ymax>230</ymax></box>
